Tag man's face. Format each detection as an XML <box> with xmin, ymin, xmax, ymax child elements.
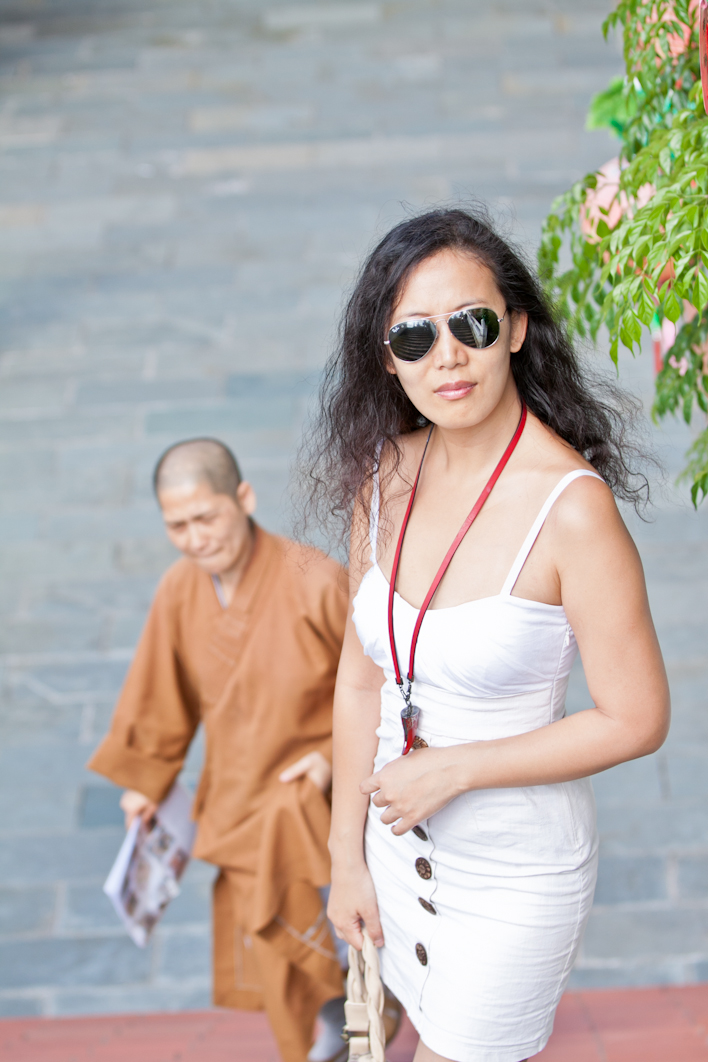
<box><xmin>158</xmin><ymin>480</ymin><xmax>255</xmax><ymax>576</ymax></box>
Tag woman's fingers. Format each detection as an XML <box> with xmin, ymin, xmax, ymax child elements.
<box><xmin>362</xmin><ymin>904</ymin><xmax>385</xmax><ymax>947</ymax></box>
<box><xmin>339</xmin><ymin>917</ymin><xmax>364</xmax><ymax>950</ymax></box>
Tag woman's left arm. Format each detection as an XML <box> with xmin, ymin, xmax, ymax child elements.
<box><xmin>363</xmin><ymin>477</ymin><xmax>670</xmax><ymax>835</ymax></box>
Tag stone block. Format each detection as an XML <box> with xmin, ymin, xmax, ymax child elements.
<box><xmin>0</xmin><ymin>936</ymin><xmax>153</xmax><ymax>989</ymax></box>
<box><xmin>0</xmin><ymin>832</ymin><xmax>123</xmax><ymax>886</ymax></box>
<box><xmin>655</xmin><ymin>625</ymin><xmax>708</xmax><ymax>668</ymax></box>
<box><xmin>23</xmin><ymin>660</ymin><xmax>129</xmax><ymax>700</ymax></box>
<box><xmin>597</xmin><ymin>803</ymin><xmax>708</xmax><ymax>854</ymax></box>
<box><xmin>0</xmin><ymin>379</ymin><xmax>67</xmax><ymax>412</ymax></box>
<box><xmin>0</xmin><ymin>543</ymin><xmax>113</xmax><ymax>587</ymax></box>
<box><xmin>75</xmin><ymin>379</ymin><xmax>222</xmax><ymax>405</ymax></box>
<box><xmin>46</xmin><ymin>508</ymin><xmax>164</xmax><ymax>542</ymax></box>
<box><xmin>178</xmin><ymin>858</ymin><xmax>219</xmax><ymax>886</ymax></box>
<box><xmin>60</xmin><ymin>883</ymin><xmax>123</xmax><ymax>932</ymax></box>
<box><xmin>592</xmin><ymin>756</ymin><xmax>663</xmax><ymax>809</ymax></box>
<box><xmin>582</xmin><ymin>907</ymin><xmax>708</xmax><ymax>961</ymax></box>
<box><xmin>77</xmin><ymin>785</ymin><xmax>125</xmax><ymax>828</ymax></box>
<box><xmin>55</xmin><ymin>459</ymin><xmax>134</xmax><ymax>508</ymax></box>
<box><xmin>224</xmin><ymin>372</ymin><xmax>320</xmax><ymax>400</ymax></box>
<box><xmin>0</xmin><ymin>412</ymin><xmax>132</xmax><ymax>446</ymax></box>
<box><xmin>0</xmin><ymin>786</ymin><xmax>77</xmax><ymax>833</ymax></box>
<box><xmin>0</xmin><ymin>615</ymin><xmax>104</xmax><ymax>655</ymax></box>
<box><xmin>52</xmin><ymin>982</ymin><xmax>211</xmax><ymax>1015</ymax></box>
<box><xmin>144</xmin><ymin>399</ymin><xmax>297</xmax><ymax>437</ymax></box>
<box><xmin>0</xmin><ymin>514</ymin><xmax>38</xmax><ymax>543</ymax></box>
<box><xmin>568</xmin><ymin>961</ymin><xmax>689</xmax><ymax>989</ymax></box>
<box><xmin>677</xmin><ymin>857</ymin><xmax>708</xmax><ymax>900</ymax></box>
<box><xmin>649</xmin><ymin>579</ymin><xmax>708</xmax><ymax>630</ymax></box>
<box><xmin>594</xmin><ymin>856</ymin><xmax>667</xmax><ymax>905</ymax></box>
<box><xmin>160</xmin><ymin>878</ymin><xmax>212</xmax><ymax>927</ymax></box>
<box><xmin>112</xmin><ymin>537</ymin><xmax>179</xmax><ymax>576</ymax></box>
<box><xmin>0</xmin><ymin>886</ymin><xmax>56</xmax><ymax>935</ymax></box>
<box><xmin>691</xmin><ymin>959</ymin><xmax>708</xmax><ymax>982</ymax></box>
<box><xmin>0</xmin><ymin>741</ymin><xmax>93</xmax><ymax>788</ymax></box>
<box><xmin>157</xmin><ymin>928</ymin><xmax>211</xmax><ymax>980</ymax></box>
<box><xmin>0</xmin><ymin>696</ymin><xmax>83</xmax><ymax>748</ymax></box>
<box><xmin>0</xmin><ymin>996</ymin><xmax>44</xmax><ymax>1017</ymax></box>
<box><xmin>564</xmin><ymin>656</ymin><xmax>590</xmax><ymax>716</ymax></box>
<box><xmin>639</xmin><ymin>542</ymin><xmax>708</xmax><ymax>582</ymax></box>
<box><xmin>667</xmin><ymin>755</ymin><xmax>708</xmax><ymax>799</ymax></box>
<box><xmin>0</xmin><ymin>451</ymin><xmax>54</xmax><ymax>492</ymax></box>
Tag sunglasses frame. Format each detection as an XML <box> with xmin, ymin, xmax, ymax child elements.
<box><xmin>384</xmin><ymin>306</ymin><xmax>507</xmax><ymax>362</ymax></box>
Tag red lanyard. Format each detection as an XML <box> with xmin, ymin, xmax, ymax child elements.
<box><xmin>387</xmin><ymin>403</ymin><xmax>527</xmax><ymax>754</ymax></box>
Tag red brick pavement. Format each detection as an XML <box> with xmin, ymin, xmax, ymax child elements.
<box><xmin>3</xmin><ymin>986</ymin><xmax>708</xmax><ymax>1061</ymax></box>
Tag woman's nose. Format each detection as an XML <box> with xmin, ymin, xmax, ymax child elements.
<box><xmin>435</xmin><ymin>321</ymin><xmax>468</xmax><ymax>368</ymax></box>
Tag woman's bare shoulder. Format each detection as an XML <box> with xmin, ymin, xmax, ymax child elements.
<box><xmin>521</xmin><ymin>414</ymin><xmax>622</xmax><ymax>536</ymax></box>
<box><xmin>523</xmin><ymin>412</ymin><xmax>598</xmax><ymax>478</ymax></box>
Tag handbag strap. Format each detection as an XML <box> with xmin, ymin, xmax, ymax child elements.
<box><xmin>344</xmin><ymin>927</ymin><xmax>386</xmax><ymax>1062</ymax></box>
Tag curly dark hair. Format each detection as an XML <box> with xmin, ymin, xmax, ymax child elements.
<box><xmin>298</xmin><ymin>206</ymin><xmax>649</xmax><ymax>550</ymax></box>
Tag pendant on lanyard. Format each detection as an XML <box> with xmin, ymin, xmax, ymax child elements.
<box><xmin>387</xmin><ymin>403</ymin><xmax>527</xmax><ymax>754</ymax></box>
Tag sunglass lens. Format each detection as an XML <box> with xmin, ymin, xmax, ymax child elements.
<box><xmin>388</xmin><ymin>319</ymin><xmax>437</xmax><ymax>361</ymax></box>
<box><xmin>448</xmin><ymin>308</ymin><xmax>500</xmax><ymax>349</ymax></box>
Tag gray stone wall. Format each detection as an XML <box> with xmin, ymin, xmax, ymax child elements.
<box><xmin>0</xmin><ymin>0</ymin><xmax>706</xmax><ymax>1017</ymax></box>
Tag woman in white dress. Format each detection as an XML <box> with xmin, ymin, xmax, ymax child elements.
<box><xmin>303</xmin><ymin>208</ymin><xmax>669</xmax><ymax>1062</ymax></box>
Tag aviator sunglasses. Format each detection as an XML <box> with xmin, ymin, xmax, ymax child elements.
<box><xmin>385</xmin><ymin>306</ymin><xmax>506</xmax><ymax>363</ymax></box>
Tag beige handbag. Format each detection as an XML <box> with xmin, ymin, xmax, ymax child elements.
<box><xmin>343</xmin><ymin>927</ymin><xmax>387</xmax><ymax>1062</ymax></box>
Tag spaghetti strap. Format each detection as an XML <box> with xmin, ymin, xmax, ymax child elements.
<box><xmin>500</xmin><ymin>469</ymin><xmax>604</xmax><ymax>597</ymax></box>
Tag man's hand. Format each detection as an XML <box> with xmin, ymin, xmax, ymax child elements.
<box><xmin>120</xmin><ymin>789</ymin><xmax>158</xmax><ymax>830</ymax></box>
<box><xmin>279</xmin><ymin>750</ymin><xmax>332</xmax><ymax>793</ymax></box>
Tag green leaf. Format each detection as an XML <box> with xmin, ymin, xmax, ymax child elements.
<box><xmin>663</xmin><ymin>288</ymin><xmax>683</xmax><ymax>322</ymax></box>
<box><xmin>691</xmin><ymin>271</ymin><xmax>708</xmax><ymax>311</ymax></box>
<box><xmin>628</xmin><ymin>311</ymin><xmax>643</xmax><ymax>343</ymax></box>
<box><xmin>636</xmin><ymin>287</ymin><xmax>657</xmax><ymax>325</ymax></box>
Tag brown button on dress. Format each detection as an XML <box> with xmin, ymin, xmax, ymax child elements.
<box><xmin>412</xmin><ymin>825</ymin><xmax>428</xmax><ymax>841</ymax></box>
<box><xmin>418</xmin><ymin>897</ymin><xmax>437</xmax><ymax>915</ymax></box>
<box><xmin>415</xmin><ymin>943</ymin><xmax>428</xmax><ymax>965</ymax></box>
<box><xmin>415</xmin><ymin>857</ymin><xmax>432</xmax><ymax>880</ymax></box>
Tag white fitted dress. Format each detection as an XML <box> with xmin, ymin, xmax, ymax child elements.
<box><xmin>352</xmin><ymin>470</ymin><xmax>600</xmax><ymax>1062</ymax></box>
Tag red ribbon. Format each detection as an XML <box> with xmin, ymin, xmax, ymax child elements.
<box><xmin>387</xmin><ymin>403</ymin><xmax>527</xmax><ymax>754</ymax></box>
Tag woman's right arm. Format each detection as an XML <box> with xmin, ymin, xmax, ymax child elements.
<box><xmin>327</xmin><ymin>506</ymin><xmax>387</xmax><ymax>950</ymax></box>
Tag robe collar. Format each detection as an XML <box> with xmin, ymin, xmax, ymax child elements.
<box><xmin>217</xmin><ymin>523</ymin><xmax>278</xmax><ymax>618</ymax></box>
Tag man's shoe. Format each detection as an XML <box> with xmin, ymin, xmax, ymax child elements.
<box><xmin>308</xmin><ymin>997</ymin><xmax>347</xmax><ymax>1062</ymax></box>
<box><xmin>308</xmin><ymin>985</ymin><xmax>403</xmax><ymax>1062</ymax></box>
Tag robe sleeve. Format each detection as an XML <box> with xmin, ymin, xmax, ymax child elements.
<box><xmin>310</xmin><ymin>559</ymin><xmax>349</xmax><ymax>766</ymax></box>
<box><xmin>87</xmin><ymin>570</ymin><xmax>200</xmax><ymax>803</ymax></box>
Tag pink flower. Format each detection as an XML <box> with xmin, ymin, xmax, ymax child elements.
<box><xmin>669</xmin><ymin>355</ymin><xmax>689</xmax><ymax>376</ymax></box>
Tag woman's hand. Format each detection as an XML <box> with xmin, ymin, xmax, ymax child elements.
<box><xmin>328</xmin><ymin>860</ymin><xmax>384</xmax><ymax>949</ymax></box>
<box><xmin>360</xmin><ymin>746</ymin><xmax>463</xmax><ymax>835</ymax></box>
<box><xmin>279</xmin><ymin>750</ymin><xmax>333</xmax><ymax>793</ymax></box>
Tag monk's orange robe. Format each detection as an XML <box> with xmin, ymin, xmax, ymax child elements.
<box><xmin>88</xmin><ymin>527</ymin><xmax>348</xmax><ymax>1062</ymax></box>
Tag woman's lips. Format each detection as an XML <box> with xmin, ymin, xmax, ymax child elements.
<box><xmin>434</xmin><ymin>381</ymin><xmax>475</xmax><ymax>400</ymax></box>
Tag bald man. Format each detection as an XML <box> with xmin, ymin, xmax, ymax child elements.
<box><xmin>88</xmin><ymin>439</ymin><xmax>349</xmax><ymax>1062</ymax></box>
